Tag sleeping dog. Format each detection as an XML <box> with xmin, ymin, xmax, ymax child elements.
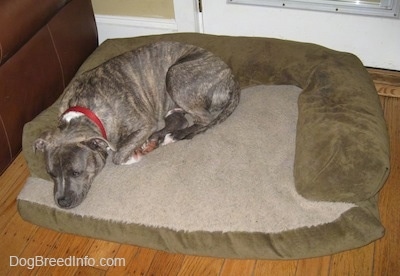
<box><xmin>34</xmin><ymin>41</ymin><xmax>240</xmax><ymax>209</ymax></box>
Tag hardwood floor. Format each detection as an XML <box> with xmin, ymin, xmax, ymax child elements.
<box><xmin>1</xmin><ymin>69</ymin><xmax>399</xmax><ymax>275</ymax></box>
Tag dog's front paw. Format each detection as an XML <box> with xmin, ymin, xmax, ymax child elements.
<box><xmin>141</xmin><ymin>139</ymin><xmax>159</xmax><ymax>154</ymax></box>
<box><xmin>120</xmin><ymin>152</ymin><xmax>143</xmax><ymax>165</ymax></box>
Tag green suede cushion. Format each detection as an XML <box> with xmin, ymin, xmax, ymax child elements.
<box><xmin>23</xmin><ymin>33</ymin><xmax>390</xmax><ymax>202</ymax></box>
<box><xmin>20</xmin><ymin>33</ymin><xmax>390</xmax><ymax>259</ymax></box>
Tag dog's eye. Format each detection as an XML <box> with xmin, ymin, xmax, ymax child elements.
<box><xmin>71</xmin><ymin>171</ymin><xmax>82</xmax><ymax>177</ymax></box>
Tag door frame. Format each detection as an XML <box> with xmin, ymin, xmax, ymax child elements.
<box><xmin>173</xmin><ymin>0</ymin><xmax>202</xmax><ymax>32</ymax></box>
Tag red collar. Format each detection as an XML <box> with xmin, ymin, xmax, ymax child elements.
<box><xmin>62</xmin><ymin>106</ymin><xmax>108</xmax><ymax>140</ymax></box>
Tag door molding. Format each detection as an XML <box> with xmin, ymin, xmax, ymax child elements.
<box><xmin>95</xmin><ymin>0</ymin><xmax>201</xmax><ymax>44</ymax></box>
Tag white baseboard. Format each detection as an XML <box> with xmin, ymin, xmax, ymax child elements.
<box><xmin>95</xmin><ymin>15</ymin><xmax>179</xmax><ymax>44</ymax></box>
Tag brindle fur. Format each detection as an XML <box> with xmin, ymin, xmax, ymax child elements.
<box><xmin>34</xmin><ymin>41</ymin><xmax>240</xmax><ymax>209</ymax></box>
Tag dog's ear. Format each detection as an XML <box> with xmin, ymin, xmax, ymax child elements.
<box><xmin>33</xmin><ymin>130</ymin><xmax>55</xmax><ymax>152</ymax></box>
<box><xmin>33</xmin><ymin>138</ymin><xmax>49</xmax><ymax>153</ymax></box>
<box><xmin>85</xmin><ymin>137</ymin><xmax>116</xmax><ymax>152</ymax></box>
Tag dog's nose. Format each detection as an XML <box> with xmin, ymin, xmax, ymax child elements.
<box><xmin>57</xmin><ymin>196</ymin><xmax>73</xmax><ymax>208</ymax></box>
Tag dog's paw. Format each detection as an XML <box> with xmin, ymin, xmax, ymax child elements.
<box><xmin>141</xmin><ymin>140</ymin><xmax>159</xmax><ymax>154</ymax></box>
<box><xmin>161</xmin><ymin>134</ymin><xmax>176</xmax><ymax>146</ymax></box>
<box><xmin>120</xmin><ymin>151</ymin><xmax>143</xmax><ymax>165</ymax></box>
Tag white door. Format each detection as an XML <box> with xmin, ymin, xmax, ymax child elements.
<box><xmin>175</xmin><ymin>0</ymin><xmax>400</xmax><ymax>70</ymax></box>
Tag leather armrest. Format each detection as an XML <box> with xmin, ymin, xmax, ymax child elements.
<box><xmin>0</xmin><ymin>0</ymin><xmax>71</xmax><ymax>65</ymax></box>
<box><xmin>0</xmin><ymin>0</ymin><xmax>98</xmax><ymax>174</ymax></box>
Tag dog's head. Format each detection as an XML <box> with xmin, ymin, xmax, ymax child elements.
<box><xmin>34</xmin><ymin>128</ymin><xmax>113</xmax><ymax>209</ymax></box>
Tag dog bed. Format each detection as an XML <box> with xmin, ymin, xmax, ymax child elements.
<box><xmin>19</xmin><ymin>33</ymin><xmax>390</xmax><ymax>259</ymax></box>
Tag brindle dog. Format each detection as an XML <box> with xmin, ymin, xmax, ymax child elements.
<box><xmin>34</xmin><ymin>41</ymin><xmax>240</xmax><ymax>209</ymax></box>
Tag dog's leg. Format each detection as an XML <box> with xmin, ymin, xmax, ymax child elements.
<box><xmin>165</xmin><ymin>106</ymin><xmax>215</xmax><ymax>142</ymax></box>
<box><xmin>112</xmin><ymin>125</ymin><xmax>157</xmax><ymax>165</ymax></box>
<box><xmin>148</xmin><ymin>108</ymin><xmax>189</xmax><ymax>144</ymax></box>
<box><xmin>137</xmin><ymin>108</ymin><xmax>189</xmax><ymax>154</ymax></box>
<box><xmin>114</xmin><ymin>108</ymin><xmax>189</xmax><ymax>164</ymax></box>
<box><xmin>167</xmin><ymin>123</ymin><xmax>208</xmax><ymax>141</ymax></box>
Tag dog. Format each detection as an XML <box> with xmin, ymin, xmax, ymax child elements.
<box><xmin>33</xmin><ymin>41</ymin><xmax>240</xmax><ymax>209</ymax></box>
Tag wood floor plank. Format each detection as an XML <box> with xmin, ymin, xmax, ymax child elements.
<box><xmin>85</xmin><ymin>240</ymin><xmax>121</xmax><ymax>271</ymax></box>
<box><xmin>177</xmin><ymin>255</ymin><xmax>224</xmax><ymax>276</ymax></box>
<box><xmin>0</xmin><ymin>213</ymin><xmax>38</xmax><ymax>275</ymax></box>
<box><xmin>253</xmin><ymin>260</ymin><xmax>297</xmax><ymax>276</ymax></box>
<box><xmin>329</xmin><ymin>244</ymin><xmax>375</xmax><ymax>276</ymax></box>
<box><xmin>219</xmin><ymin>259</ymin><xmax>256</xmax><ymax>276</ymax></box>
<box><xmin>74</xmin><ymin>265</ymin><xmax>106</xmax><ymax>275</ymax></box>
<box><xmin>34</xmin><ymin>233</ymin><xmax>95</xmax><ymax>275</ymax></box>
<box><xmin>105</xmin><ymin>244</ymin><xmax>139</xmax><ymax>275</ymax></box>
<box><xmin>0</xmin><ymin>155</ymin><xmax>30</xmax><ymax>231</ymax></box>
<box><xmin>373</xmin><ymin>97</ymin><xmax>400</xmax><ymax>275</ymax></box>
<box><xmin>8</xmin><ymin>227</ymin><xmax>60</xmax><ymax>275</ymax></box>
<box><xmin>146</xmin><ymin>251</ymin><xmax>185</xmax><ymax>275</ymax></box>
<box><xmin>295</xmin><ymin>256</ymin><xmax>330</xmax><ymax>276</ymax></box>
<box><xmin>0</xmin><ymin>154</ymin><xmax>28</xmax><ymax>195</ymax></box>
<box><xmin>123</xmin><ymin>246</ymin><xmax>157</xmax><ymax>275</ymax></box>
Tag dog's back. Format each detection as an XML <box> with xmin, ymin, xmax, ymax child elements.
<box><xmin>58</xmin><ymin>41</ymin><xmax>239</xmax><ymax>143</ymax></box>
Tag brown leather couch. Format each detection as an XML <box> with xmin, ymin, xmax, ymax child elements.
<box><xmin>0</xmin><ymin>0</ymin><xmax>98</xmax><ymax>174</ymax></box>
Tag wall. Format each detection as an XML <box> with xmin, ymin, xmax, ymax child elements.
<box><xmin>92</xmin><ymin>0</ymin><xmax>181</xmax><ymax>44</ymax></box>
<box><xmin>91</xmin><ymin>0</ymin><xmax>174</xmax><ymax>18</ymax></box>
